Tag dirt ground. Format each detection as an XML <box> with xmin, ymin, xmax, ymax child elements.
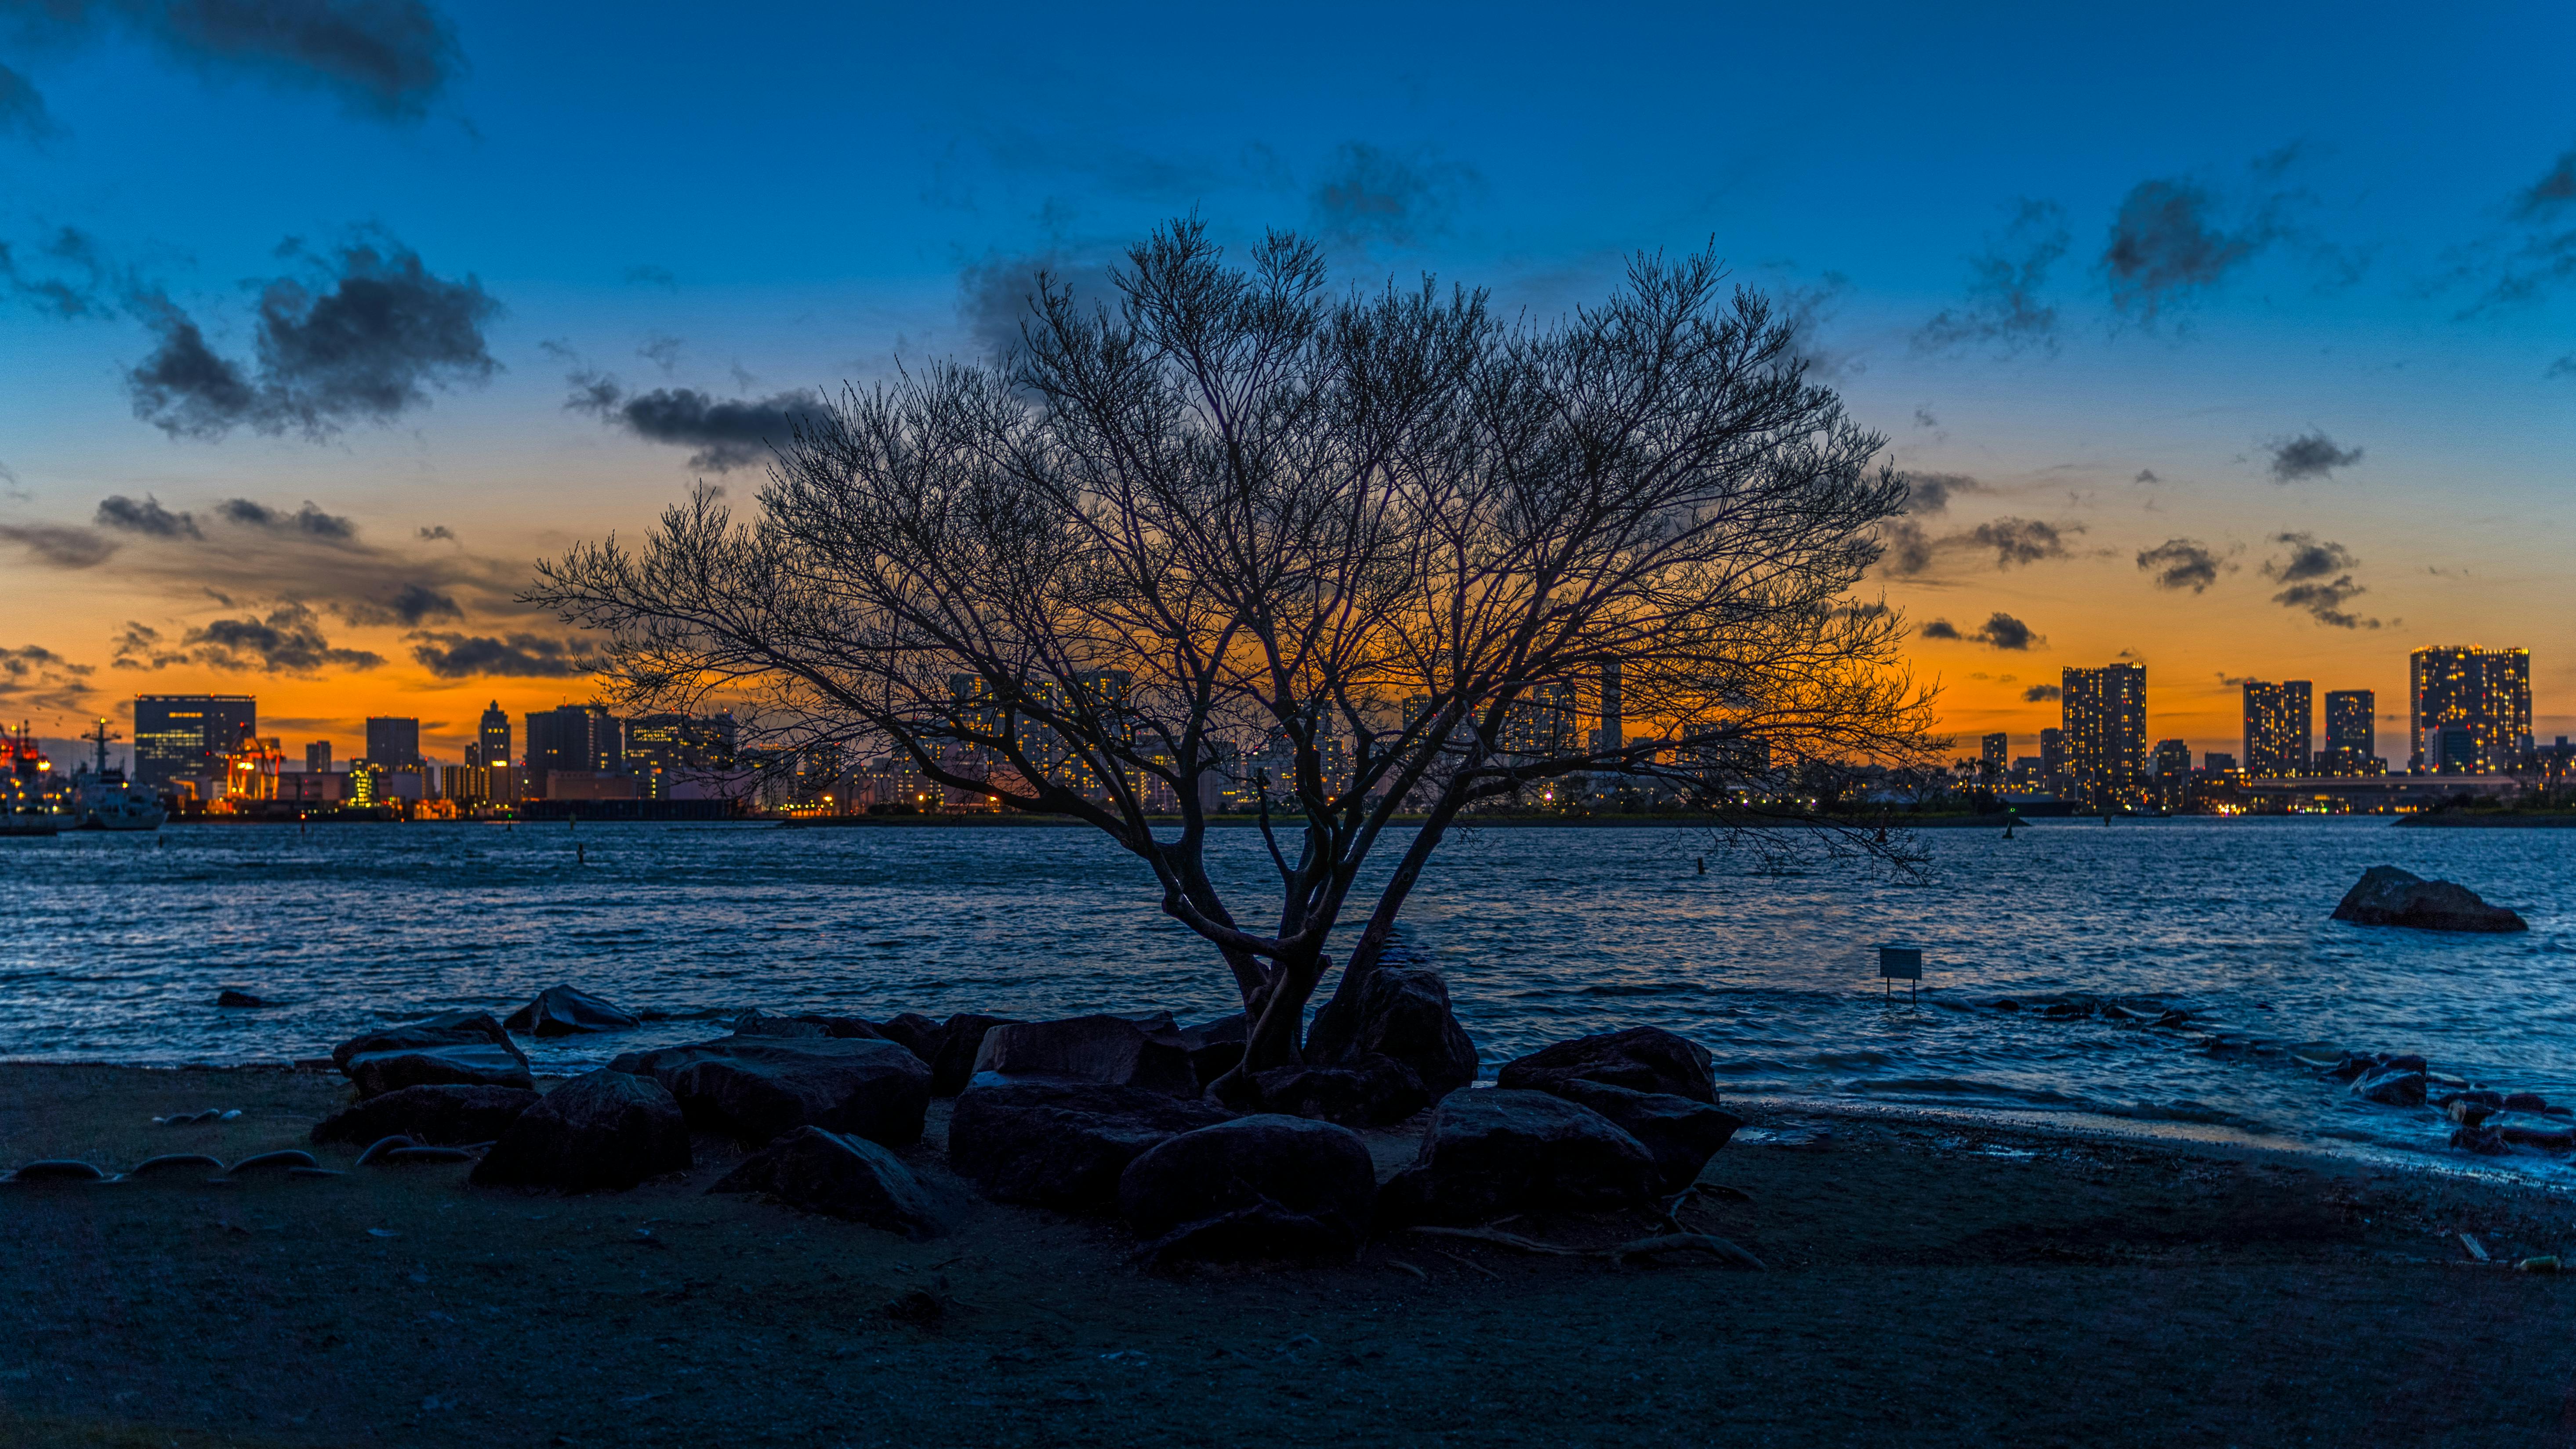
<box><xmin>4</xmin><ymin>1062</ymin><xmax>2575</xmax><ymax>1448</ymax></box>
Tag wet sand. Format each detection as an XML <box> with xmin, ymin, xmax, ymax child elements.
<box><xmin>4</xmin><ymin>1062</ymin><xmax>2575</xmax><ymax>1448</ymax></box>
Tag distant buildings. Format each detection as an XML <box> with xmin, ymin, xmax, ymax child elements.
<box><xmin>1980</xmin><ymin>732</ymin><xmax>2007</xmax><ymax>780</ymax></box>
<box><xmin>2410</xmin><ymin>646</ymin><xmax>2531</xmax><ymax>774</ymax></box>
<box><xmin>304</xmin><ymin>740</ymin><xmax>331</xmax><ymax>774</ymax></box>
<box><xmin>133</xmin><ymin>694</ymin><xmax>255</xmax><ymax>790</ymax></box>
<box><xmin>2060</xmin><ymin>663</ymin><xmax>2147</xmax><ymax>810</ymax></box>
<box><xmin>478</xmin><ymin>702</ymin><xmax>511</xmax><ymax>770</ymax></box>
<box><xmin>2240</xmin><ymin>680</ymin><xmax>2312</xmax><ymax>777</ymax></box>
<box><xmin>2039</xmin><ymin>727</ymin><xmax>2066</xmax><ymax>794</ymax></box>
<box><xmin>364</xmin><ymin>717</ymin><xmax>422</xmax><ymax>768</ymax></box>
<box><xmin>2317</xmin><ymin>690</ymin><xmax>2384</xmax><ymax>776</ymax></box>
<box><xmin>2151</xmin><ymin>738</ymin><xmax>2191</xmax><ymax>812</ymax></box>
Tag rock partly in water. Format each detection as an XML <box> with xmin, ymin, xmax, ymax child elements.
<box><xmin>2350</xmin><ymin>1067</ymin><xmax>2428</xmax><ymax>1107</ymax></box>
<box><xmin>214</xmin><ymin>989</ymin><xmax>268</xmax><ymax>1008</ymax></box>
<box><xmin>1541</xmin><ymin>1079</ymin><xmax>1741</xmax><ymax>1192</ymax></box>
<box><xmin>1250</xmin><ymin>1054</ymin><xmax>1429</xmax><ymax>1128</ymax></box>
<box><xmin>311</xmin><ymin>1084</ymin><xmax>541</xmax><ymax>1146</ymax></box>
<box><xmin>947</xmin><ymin>1079</ymin><xmax>1234</xmax><ymax>1211</ymax></box>
<box><xmin>929</xmin><ymin>1014</ymin><xmax>1019</xmax><ymax>1097</ymax></box>
<box><xmin>344</xmin><ymin>1043</ymin><xmax>535</xmax><ymax>1098</ymax></box>
<box><xmin>2331</xmin><ymin>865</ymin><xmax>2528</xmax><ymax>933</ymax></box>
<box><xmin>503</xmin><ymin>985</ymin><xmax>640</xmax><ymax>1037</ymax></box>
<box><xmin>1345</xmin><ymin>968</ymin><xmax>1479</xmax><ymax>1100</ymax></box>
<box><xmin>969</xmin><ymin>1013</ymin><xmax>1199</xmax><ymax>1095</ymax></box>
<box><xmin>470</xmin><ymin>1069</ymin><xmax>691</xmax><ymax>1192</ymax></box>
<box><xmin>707</xmin><ymin>1126</ymin><xmax>946</xmax><ymax>1238</ymax></box>
<box><xmin>609</xmin><ymin>1035</ymin><xmax>929</xmax><ymax>1147</ymax></box>
<box><xmin>1496</xmin><ymin>1026</ymin><xmax>1718</xmax><ymax>1105</ymax></box>
<box><xmin>1378</xmin><ymin>1088</ymin><xmax>1661</xmax><ymax>1227</ymax></box>
<box><xmin>870</xmin><ymin>1013</ymin><xmax>947</xmax><ymax>1065</ymax></box>
<box><xmin>332</xmin><ymin>1010</ymin><xmax>522</xmax><ymax>1070</ymax></box>
<box><xmin>1119</xmin><ymin>1115</ymin><xmax>1375</xmax><ymax>1260</ymax></box>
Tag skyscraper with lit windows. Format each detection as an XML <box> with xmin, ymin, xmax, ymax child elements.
<box><xmin>2061</xmin><ymin>664</ymin><xmax>2147</xmax><ymax>810</ymax></box>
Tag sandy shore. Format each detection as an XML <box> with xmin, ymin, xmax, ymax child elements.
<box><xmin>4</xmin><ymin>1063</ymin><xmax>2575</xmax><ymax>1448</ymax></box>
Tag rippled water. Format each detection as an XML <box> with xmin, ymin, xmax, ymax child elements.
<box><xmin>2</xmin><ymin>817</ymin><xmax>2568</xmax><ymax>1167</ymax></box>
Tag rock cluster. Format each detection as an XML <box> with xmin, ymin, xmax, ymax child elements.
<box><xmin>469</xmin><ymin>1069</ymin><xmax>691</xmax><ymax>1191</ymax></box>
<box><xmin>608</xmin><ymin>1035</ymin><xmax>930</xmax><ymax>1147</ymax></box>
<box><xmin>332</xmin><ymin>1011</ymin><xmax>532</xmax><ymax>1098</ymax></box>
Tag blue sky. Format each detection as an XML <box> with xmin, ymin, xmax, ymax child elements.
<box><xmin>2</xmin><ymin>0</ymin><xmax>2572</xmax><ymax>757</ymax></box>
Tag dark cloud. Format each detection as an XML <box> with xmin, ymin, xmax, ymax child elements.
<box><xmin>2102</xmin><ymin>171</ymin><xmax>2296</xmax><ymax>320</ymax></box>
<box><xmin>1310</xmin><ymin>141</ymin><xmax>1480</xmax><ymax>248</ymax></box>
<box><xmin>94</xmin><ymin>494</ymin><xmax>200</xmax><ymax>539</ymax></box>
<box><xmin>339</xmin><ymin>581</ymin><xmax>461</xmax><ymax>628</ymax></box>
<box><xmin>0</xmin><ymin>523</ymin><xmax>116</xmax><ymax>567</ymax></box>
<box><xmin>2023</xmin><ymin>684</ymin><xmax>2061</xmax><ymax>703</ymax></box>
<box><xmin>2461</xmin><ymin>149</ymin><xmax>2576</xmax><ymax>312</ymax></box>
<box><xmin>637</xmin><ymin>332</ymin><xmax>683</xmax><ymax>373</ymax></box>
<box><xmin>1915</xmin><ymin>199</ymin><xmax>2068</xmax><ymax>354</ymax></box>
<box><xmin>2133</xmin><ymin>469</ymin><xmax>2160</xmax><ymax>483</ymax></box>
<box><xmin>2264</xmin><ymin>430</ymin><xmax>2363</xmax><ymax>481</ymax></box>
<box><xmin>410</xmin><ymin>631</ymin><xmax>600</xmax><ymax>678</ymax></box>
<box><xmin>1912</xmin><ymin>406</ymin><xmax>1938</xmax><ymax>428</ymax></box>
<box><xmin>1877</xmin><ymin>519</ymin><xmax>1935</xmax><ymax>576</ymax></box>
<box><xmin>11</xmin><ymin>0</ymin><xmax>459</xmax><ymax>125</ymax></box>
<box><xmin>113</xmin><ymin>601</ymin><xmax>384</xmax><ymax>674</ymax></box>
<box><xmin>2263</xmin><ymin>533</ymin><xmax>2378</xmax><ymax>628</ymax></box>
<box><xmin>0</xmin><ymin>227</ymin><xmax>117</xmax><ymax>318</ymax></box>
<box><xmin>0</xmin><ymin>62</ymin><xmax>51</xmax><ymax>138</ymax></box>
<box><xmin>127</xmin><ymin>235</ymin><xmax>499</xmax><ymax>441</ymax></box>
<box><xmin>1923</xmin><ymin>612</ymin><xmax>2041</xmax><ymax>650</ymax></box>
<box><xmin>955</xmin><ymin>246</ymin><xmax>1123</xmax><ymax>363</ymax></box>
<box><xmin>417</xmin><ymin>523</ymin><xmax>455</xmax><ymax>541</ymax></box>
<box><xmin>1966</xmin><ymin>517</ymin><xmax>2070</xmax><ymax>568</ymax></box>
<box><xmin>1904</xmin><ymin>472</ymin><xmax>1983</xmax><ymax>515</ymax></box>
<box><xmin>2519</xmin><ymin>149</ymin><xmax>2576</xmax><ymax>221</ymax></box>
<box><xmin>1771</xmin><ymin>273</ymin><xmax>1860</xmax><ymax>381</ymax></box>
<box><xmin>0</xmin><ymin>643</ymin><xmax>94</xmax><ymax>715</ymax></box>
<box><xmin>2549</xmin><ymin>354</ymin><xmax>2576</xmax><ymax>381</ymax></box>
<box><xmin>565</xmin><ymin>374</ymin><xmax>818</xmax><ymax>472</ymax></box>
<box><xmin>2136</xmin><ymin>538</ymin><xmax>2222</xmax><ymax>592</ymax></box>
<box><xmin>624</xmin><ymin>265</ymin><xmax>677</xmax><ymax>291</ymax></box>
<box><xmin>215</xmin><ymin>498</ymin><xmax>357</xmax><ymax>541</ymax></box>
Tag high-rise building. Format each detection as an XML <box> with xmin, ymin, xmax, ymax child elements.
<box><xmin>479</xmin><ymin>701</ymin><xmax>511</xmax><ymax>770</ymax></box>
<box><xmin>1595</xmin><ymin>661</ymin><xmax>1623</xmax><ymax>757</ymax></box>
<box><xmin>526</xmin><ymin>705</ymin><xmax>623</xmax><ymax>795</ymax></box>
<box><xmin>1501</xmin><ymin>680</ymin><xmax>1577</xmax><ymax>756</ymax></box>
<box><xmin>365</xmin><ymin>717</ymin><xmax>422</xmax><ymax>767</ymax></box>
<box><xmin>2410</xmin><ymin>646</ymin><xmax>2532</xmax><ymax>773</ymax></box>
<box><xmin>133</xmin><ymin>695</ymin><xmax>256</xmax><ymax>790</ymax></box>
<box><xmin>2318</xmin><ymin>690</ymin><xmax>2382</xmax><ymax>776</ymax></box>
<box><xmin>2039</xmin><ymin>727</ymin><xmax>2066</xmax><ymax>795</ymax></box>
<box><xmin>2150</xmin><ymin>738</ymin><xmax>2191</xmax><ymax>812</ymax></box>
<box><xmin>628</xmin><ymin>710</ymin><xmax>742</xmax><ymax>800</ymax></box>
<box><xmin>2061</xmin><ymin>664</ymin><xmax>2147</xmax><ymax>810</ymax></box>
<box><xmin>2241</xmin><ymin>680</ymin><xmax>2312</xmax><ymax>778</ymax></box>
<box><xmin>1980</xmin><ymin>732</ymin><xmax>2008</xmax><ymax>780</ymax></box>
<box><xmin>2204</xmin><ymin>751</ymin><xmax>2238</xmax><ymax>774</ymax></box>
<box><xmin>304</xmin><ymin>740</ymin><xmax>332</xmax><ymax>774</ymax></box>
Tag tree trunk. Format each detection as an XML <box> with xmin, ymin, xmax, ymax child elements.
<box><xmin>1209</xmin><ymin>951</ymin><xmax>1329</xmax><ymax>1101</ymax></box>
<box><xmin>1305</xmin><ymin>795</ymin><xmax>1465</xmax><ymax>1062</ymax></box>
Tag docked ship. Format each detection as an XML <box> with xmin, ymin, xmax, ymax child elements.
<box><xmin>0</xmin><ymin>723</ymin><xmax>62</xmax><ymax>837</ymax></box>
<box><xmin>69</xmin><ymin>719</ymin><xmax>166</xmax><ymax>832</ymax></box>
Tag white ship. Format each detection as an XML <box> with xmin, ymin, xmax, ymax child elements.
<box><xmin>69</xmin><ymin>719</ymin><xmax>165</xmax><ymax>832</ymax></box>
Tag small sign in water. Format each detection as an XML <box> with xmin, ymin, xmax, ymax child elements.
<box><xmin>1879</xmin><ymin>946</ymin><xmax>1923</xmax><ymax>1002</ymax></box>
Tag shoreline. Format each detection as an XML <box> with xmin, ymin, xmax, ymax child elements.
<box><xmin>5</xmin><ymin>1060</ymin><xmax>2575</xmax><ymax>1446</ymax></box>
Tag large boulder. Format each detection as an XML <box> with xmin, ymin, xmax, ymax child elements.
<box><xmin>1496</xmin><ymin>1027</ymin><xmax>1717</xmax><ymax>1104</ymax></box>
<box><xmin>970</xmin><ymin>1012</ymin><xmax>1199</xmax><ymax>1095</ymax></box>
<box><xmin>608</xmin><ymin>1036</ymin><xmax>929</xmax><ymax>1147</ymax></box>
<box><xmin>2331</xmin><ymin>865</ymin><xmax>2528</xmax><ymax>933</ymax></box>
<box><xmin>731</xmin><ymin>1009</ymin><xmax>886</xmax><ymax>1040</ymax></box>
<box><xmin>1251</xmin><ymin>1054</ymin><xmax>1429</xmax><ymax>1128</ymax></box>
<box><xmin>345</xmin><ymin>1043</ymin><xmax>533</xmax><ymax>1098</ymax></box>
<box><xmin>947</xmin><ymin>1079</ymin><xmax>1234</xmax><ymax>1210</ymax></box>
<box><xmin>1118</xmin><ymin>1115</ymin><xmax>1375</xmax><ymax>1259</ymax></box>
<box><xmin>332</xmin><ymin>1010</ymin><xmax>521</xmax><ymax>1068</ymax></box>
<box><xmin>502</xmin><ymin>985</ymin><xmax>639</xmax><ymax>1037</ymax></box>
<box><xmin>1347</xmin><ymin>968</ymin><xmax>1478</xmax><ymax>1099</ymax></box>
<box><xmin>707</xmin><ymin>1126</ymin><xmax>946</xmax><ymax>1238</ymax></box>
<box><xmin>1543</xmin><ymin>1079</ymin><xmax>1740</xmax><ymax>1191</ymax></box>
<box><xmin>929</xmin><ymin>1014</ymin><xmax>1018</xmax><ymax>1097</ymax></box>
<box><xmin>1378</xmin><ymin>1089</ymin><xmax>1660</xmax><ymax>1226</ymax></box>
<box><xmin>469</xmin><ymin>1070</ymin><xmax>690</xmax><ymax>1192</ymax></box>
<box><xmin>310</xmin><ymin>1084</ymin><xmax>540</xmax><ymax>1146</ymax></box>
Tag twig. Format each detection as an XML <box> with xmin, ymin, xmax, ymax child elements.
<box><xmin>1386</xmin><ymin>1258</ymin><xmax>1429</xmax><ymax>1281</ymax></box>
<box><xmin>2460</xmin><ymin>1231</ymin><xmax>2490</xmax><ymax>1263</ymax></box>
<box><xmin>1427</xmin><ymin>1246</ymin><xmax>1501</xmax><ymax>1280</ymax></box>
<box><xmin>1406</xmin><ymin>1223</ymin><xmax>1764</xmax><ymax>1271</ymax></box>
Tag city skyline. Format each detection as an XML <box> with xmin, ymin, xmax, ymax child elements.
<box><xmin>2</xmin><ymin>3</ymin><xmax>2573</xmax><ymax>759</ymax></box>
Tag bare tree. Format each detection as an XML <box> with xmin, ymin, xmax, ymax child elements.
<box><xmin>533</xmin><ymin>220</ymin><xmax>1934</xmax><ymax>1090</ymax></box>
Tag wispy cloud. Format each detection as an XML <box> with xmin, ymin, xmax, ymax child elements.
<box><xmin>1915</xmin><ymin>199</ymin><xmax>2068</xmax><ymax>355</ymax></box>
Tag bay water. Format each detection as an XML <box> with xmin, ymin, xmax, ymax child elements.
<box><xmin>3</xmin><ymin>817</ymin><xmax>2568</xmax><ymax>1170</ymax></box>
